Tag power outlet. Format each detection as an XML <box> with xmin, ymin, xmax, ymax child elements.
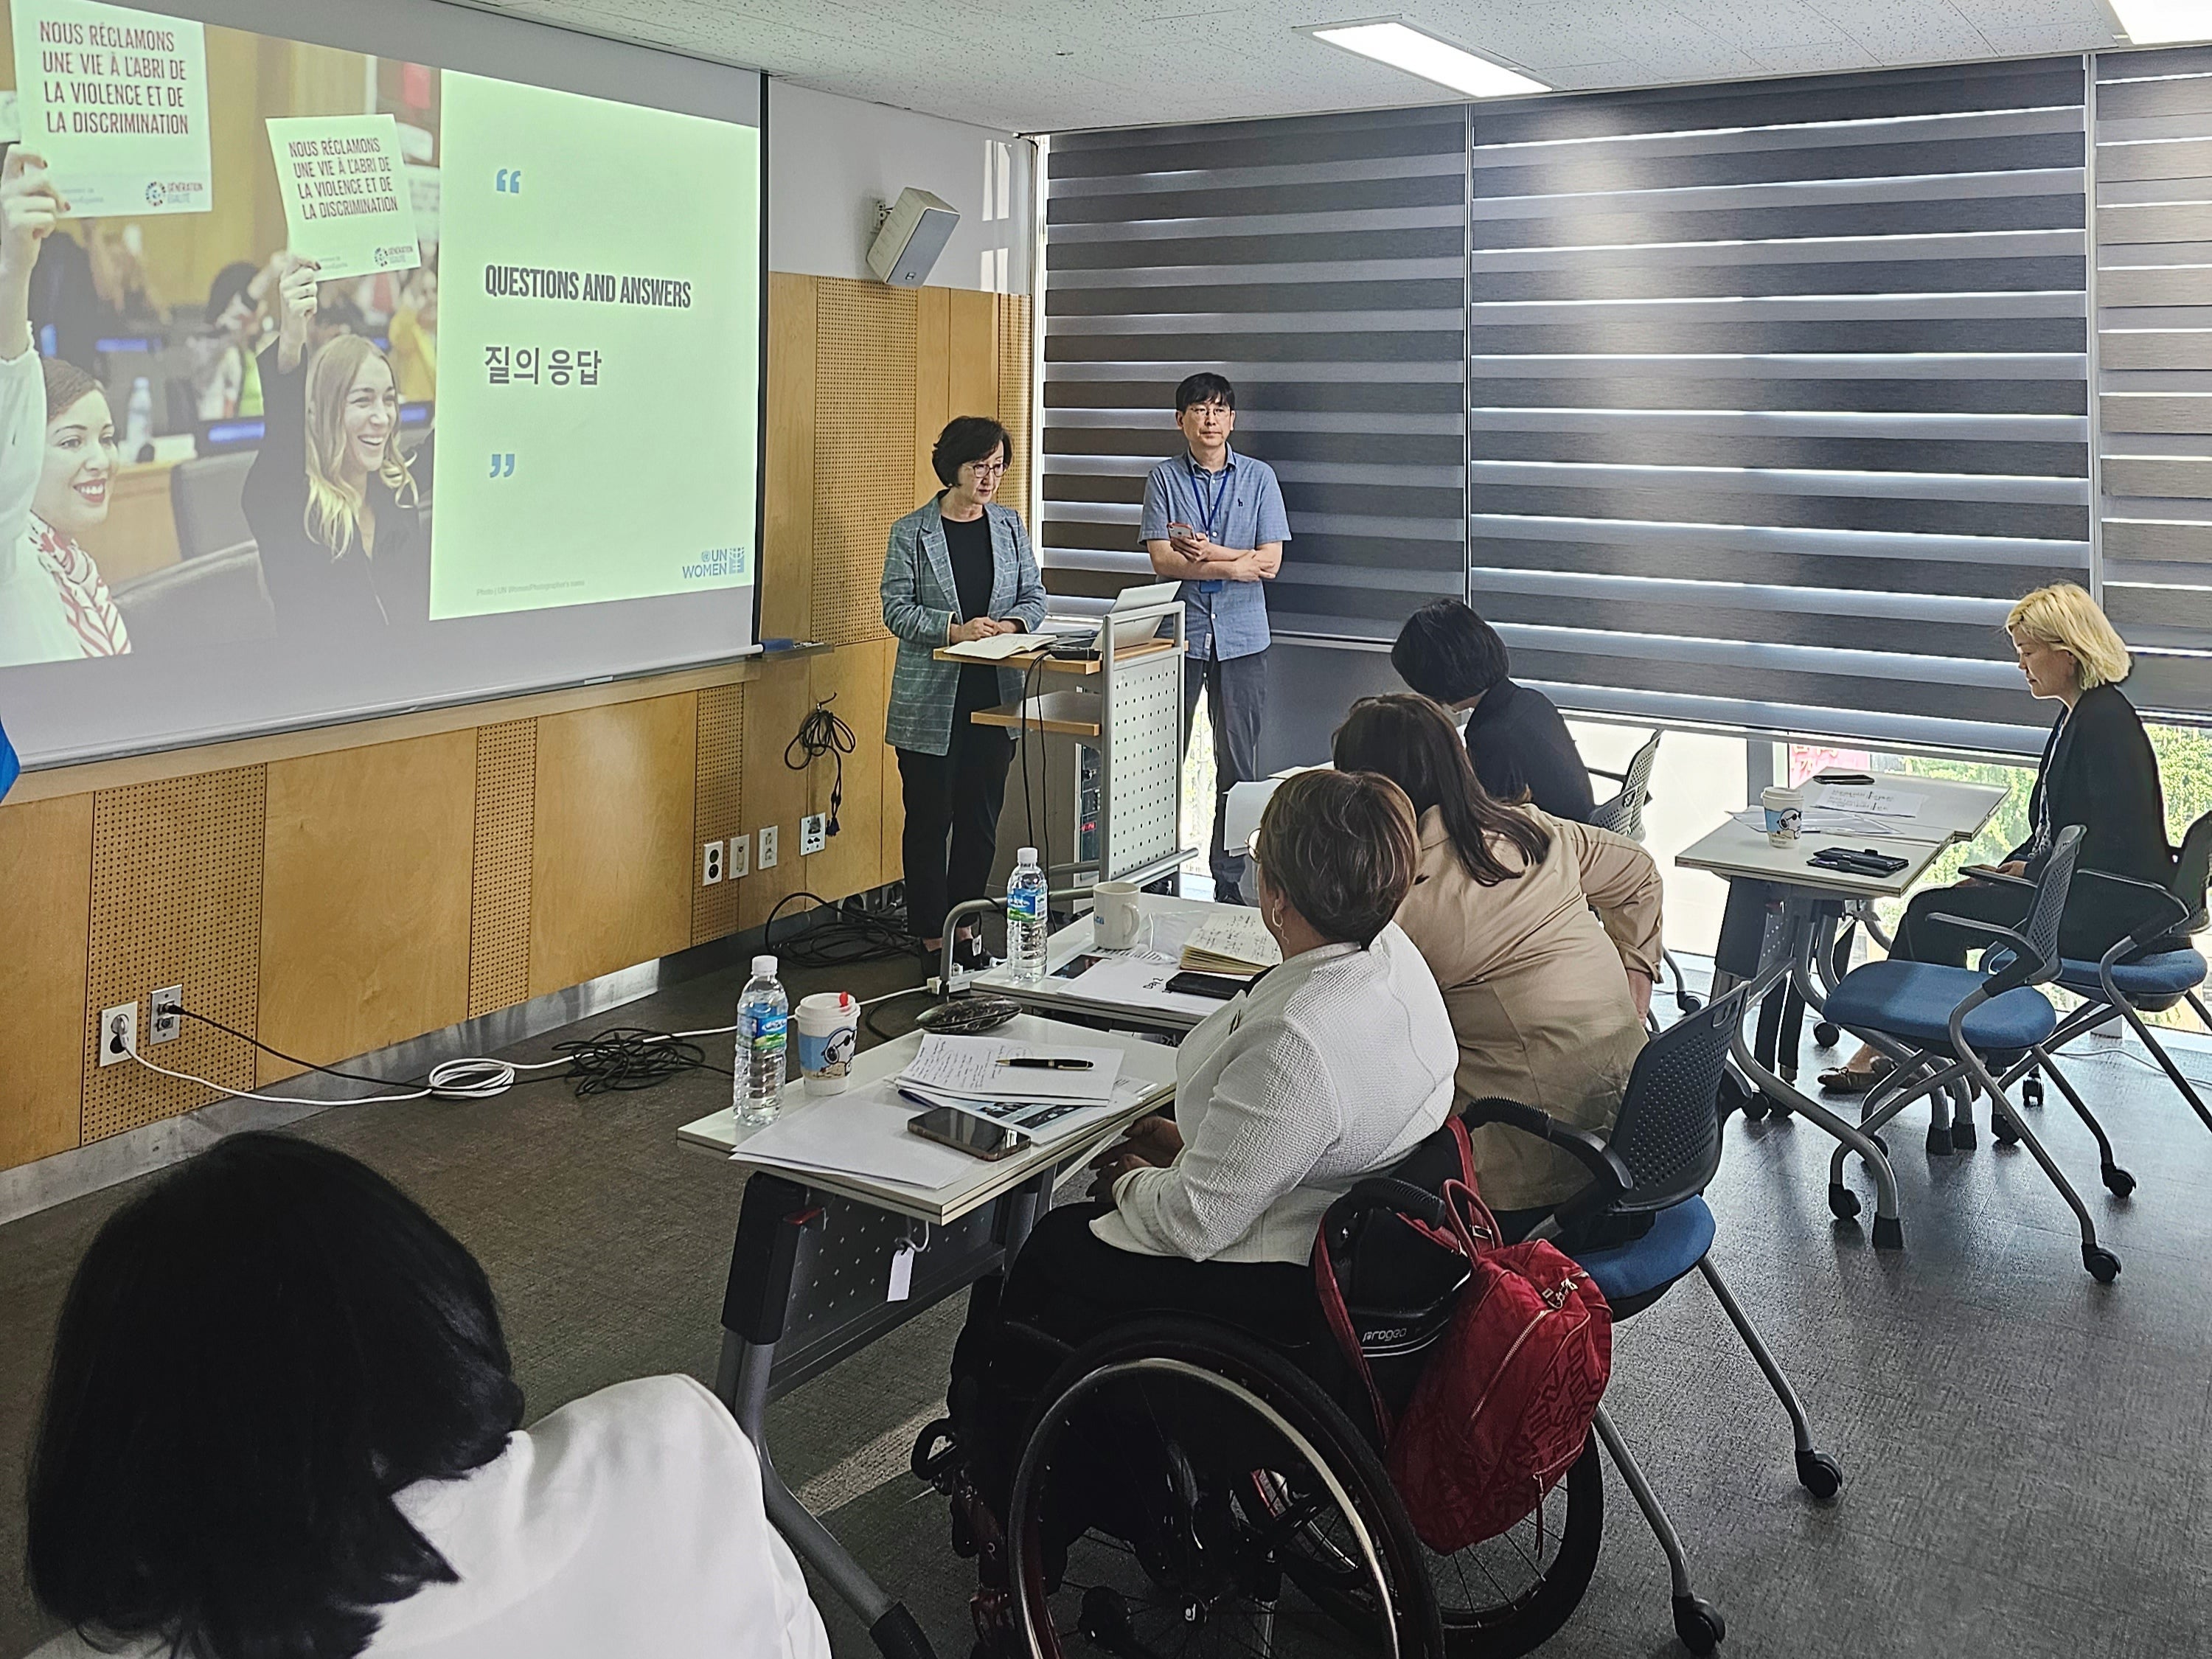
<box><xmin>150</xmin><ymin>985</ymin><xmax>183</xmax><ymax>1045</ymax></box>
<box><xmin>728</xmin><ymin>830</ymin><xmax>750</xmax><ymax>878</ymax></box>
<box><xmin>98</xmin><ymin>1003</ymin><xmax>136</xmax><ymax>1066</ymax></box>
<box><xmin>757</xmin><ymin>824</ymin><xmax>779</xmax><ymax>869</ymax></box>
<box><xmin>800</xmin><ymin>813</ymin><xmax>827</xmax><ymax>856</ymax></box>
<box><xmin>700</xmin><ymin>839</ymin><xmax>724</xmax><ymax>886</ymax></box>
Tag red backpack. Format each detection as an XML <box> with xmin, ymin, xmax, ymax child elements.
<box><xmin>1314</xmin><ymin>1118</ymin><xmax>1612</xmax><ymax>1553</ymax></box>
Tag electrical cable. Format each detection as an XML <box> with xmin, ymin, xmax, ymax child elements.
<box><xmin>785</xmin><ymin>696</ymin><xmax>857</xmax><ymax>835</ymax></box>
<box><xmin>763</xmin><ymin>889</ymin><xmax>919</xmax><ymax>968</ymax></box>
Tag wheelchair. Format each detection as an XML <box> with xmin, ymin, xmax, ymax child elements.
<box><xmin>918</xmin><ymin>1124</ymin><xmax>1604</xmax><ymax>1659</ymax></box>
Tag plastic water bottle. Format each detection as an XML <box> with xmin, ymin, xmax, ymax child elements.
<box><xmin>124</xmin><ymin>377</ymin><xmax>153</xmax><ymax>462</ymax></box>
<box><xmin>735</xmin><ymin>954</ymin><xmax>788</xmax><ymax>1125</ymax></box>
<box><xmin>1008</xmin><ymin>846</ymin><xmax>1048</xmax><ymax>984</ymax></box>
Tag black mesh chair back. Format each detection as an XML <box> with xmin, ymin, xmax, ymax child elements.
<box><xmin>1590</xmin><ymin>731</ymin><xmax>1663</xmax><ymax>842</ymax></box>
<box><xmin>2171</xmin><ymin>810</ymin><xmax>2212</xmax><ymax>933</ymax></box>
<box><xmin>2020</xmin><ymin>824</ymin><xmax>2084</xmax><ymax>978</ymax></box>
<box><xmin>1604</xmin><ymin>985</ymin><xmax>1750</xmax><ymax>1217</ymax></box>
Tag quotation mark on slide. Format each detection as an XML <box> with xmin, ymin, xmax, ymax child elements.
<box><xmin>489</xmin><ymin>453</ymin><xmax>516</xmax><ymax>478</ymax></box>
<box><xmin>495</xmin><ymin>168</ymin><xmax>524</xmax><ymax>194</ymax></box>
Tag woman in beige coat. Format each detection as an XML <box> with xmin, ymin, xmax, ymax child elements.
<box><xmin>1333</xmin><ymin>695</ymin><xmax>1665</xmax><ymax>1228</ymax></box>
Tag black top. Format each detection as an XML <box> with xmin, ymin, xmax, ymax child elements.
<box><xmin>2008</xmin><ymin>681</ymin><xmax>2174</xmax><ymax>902</ymax></box>
<box><xmin>1463</xmin><ymin>678</ymin><xmax>1594</xmax><ymax>824</ymax></box>
<box><xmin>942</xmin><ymin>508</ymin><xmax>998</xmax><ymax>713</ymax></box>
<box><xmin>242</xmin><ymin>342</ymin><xmax>425</xmax><ymax>635</ymax></box>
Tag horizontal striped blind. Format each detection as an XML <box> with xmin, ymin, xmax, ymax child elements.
<box><xmin>1466</xmin><ymin>60</ymin><xmax>2086</xmax><ymax>755</ymax></box>
<box><xmin>1040</xmin><ymin>107</ymin><xmax>1468</xmax><ymax>636</ymax></box>
<box><xmin>2093</xmin><ymin>46</ymin><xmax>2212</xmax><ymax>717</ymax></box>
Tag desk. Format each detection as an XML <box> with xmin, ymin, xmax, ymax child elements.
<box><xmin>967</xmin><ymin>892</ymin><xmax>1232</xmax><ymax>1034</ymax></box>
<box><xmin>1677</xmin><ymin>776</ymin><xmax>2006</xmax><ymax>1248</ymax></box>
<box><xmin>680</xmin><ymin>1016</ymin><xmax>1177</xmax><ymax>1658</ymax></box>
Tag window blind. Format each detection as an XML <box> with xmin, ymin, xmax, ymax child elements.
<box><xmin>2093</xmin><ymin>46</ymin><xmax>2212</xmax><ymax>719</ymax></box>
<box><xmin>1040</xmin><ymin>107</ymin><xmax>1469</xmax><ymax>637</ymax></box>
<box><xmin>1466</xmin><ymin>60</ymin><xmax>2087</xmax><ymax>756</ymax></box>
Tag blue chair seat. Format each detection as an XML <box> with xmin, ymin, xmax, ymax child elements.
<box><xmin>1573</xmin><ymin>1196</ymin><xmax>1715</xmax><ymax>1304</ymax></box>
<box><xmin>1822</xmin><ymin>959</ymin><xmax>2058</xmax><ymax>1051</ymax></box>
<box><xmin>1985</xmin><ymin>947</ymin><xmax>2207</xmax><ymax>1005</ymax></box>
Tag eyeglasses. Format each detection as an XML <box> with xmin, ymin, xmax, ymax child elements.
<box><xmin>968</xmin><ymin>459</ymin><xmax>1009</xmax><ymax>478</ymax></box>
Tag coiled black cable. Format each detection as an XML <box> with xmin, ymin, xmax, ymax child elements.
<box><xmin>785</xmin><ymin>696</ymin><xmax>857</xmax><ymax>835</ymax></box>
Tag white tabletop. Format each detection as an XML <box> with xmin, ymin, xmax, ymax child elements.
<box><xmin>676</xmin><ymin>1014</ymin><xmax>1179</xmax><ymax>1225</ymax></box>
<box><xmin>968</xmin><ymin>893</ymin><xmax>1234</xmax><ymax>1032</ymax></box>
<box><xmin>1676</xmin><ymin>776</ymin><xmax>2007</xmax><ymax>898</ymax></box>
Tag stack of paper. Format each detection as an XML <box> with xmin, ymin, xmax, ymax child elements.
<box><xmin>939</xmin><ymin>633</ymin><xmax>1054</xmax><ymax>661</ymax></box>
<box><xmin>1179</xmin><ymin>908</ymin><xmax>1282</xmax><ymax>976</ymax></box>
<box><xmin>900</xmin><ymin>1034</ymin><xmax>1123</xmax><ymax>1102</ymax></box>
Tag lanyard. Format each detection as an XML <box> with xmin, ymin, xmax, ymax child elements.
<box><xmin>1186</xmin><ymin>455</ymin><xmax>1231</xmax><ymax>539</ymax></box>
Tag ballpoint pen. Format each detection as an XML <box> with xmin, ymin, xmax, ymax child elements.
<box><xmin>998</xmin><ymin>1057</ymin><xmax>1094</xmax><ymax>1071</ymax></box>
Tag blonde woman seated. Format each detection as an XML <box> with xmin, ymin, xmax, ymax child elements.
<box><xmin>1333</xmin><ymin>694</ymin><xmax>1665</xmax><ymax>1235</ymax></box>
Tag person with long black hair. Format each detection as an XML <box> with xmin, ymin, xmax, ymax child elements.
<box><xmin>24</xmin><ymin>1133</ymin><xmax>827</xmax><ymax>1659</ymax></box>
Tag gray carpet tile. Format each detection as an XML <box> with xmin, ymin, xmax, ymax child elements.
<box><xmin>5</xmin><ymin>976</ymin><xmax>2212</xmax><ymax>1658</ymax></box>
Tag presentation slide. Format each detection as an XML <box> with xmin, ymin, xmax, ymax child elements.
<box><xmin>0</xmin><ymin>0</ymin><xmax>763</xmax><ymax>767</ymax></box>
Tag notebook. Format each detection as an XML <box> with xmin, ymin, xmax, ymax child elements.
<box><xmin>1178</xmin><ymin>908</ymin><xmax>1282</xmax><ymax>976</ymax></box>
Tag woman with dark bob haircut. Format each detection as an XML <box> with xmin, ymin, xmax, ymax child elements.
<box><xmin>880</xmin><ymin>414</ymin><xmax>1048</xmax><ymax>965</ymax></box>
<box><xmin>26</xmin><ymin>1133</ymin><xmax>828</xmax><ymax>1659</ymax></box>
<box><xmin>942</xmin><ymin>769</ymin><xmax>1459</xmax><ymax>1512</ymax></box>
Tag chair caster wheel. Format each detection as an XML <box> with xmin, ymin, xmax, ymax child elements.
<box><xmin>1925</xmin><ymin>1124</ymin><xmax>1953</xmax><ymax>1156</ymax></box>
<box><xmin>1795</xmin><ymin>1448</ymin><xmax>1843</xmax><ymax>1500</ymax></box>
<box><xmin>2083</xmin><ymin>1245</ymin><xmax>2121</xmax><ymax>1284</ymax></box>
<box><xmin>1740</xmin><ymin>1095</ymin><xmax>1769</xmax><ymax>1122</ymax></box>
<box><xmin>2104</xmin><ymin>1166</ymin><xmax>2137</xmax><ymax>1198</ymax></box>
<box><xmin>1673</xmin><ymin>1594</ymin><xmax>1725</xmax><ymax>1654</ymax></box>
<box><xmin>2022</xmin><ymin>1077</ymin><xmax>2045</xmax><ymax>1109</ymax></box>
<box><xmin>1828</xmin><ymin>1183</ymin><xmax>1860</xmax><ymax>1220</ymax></box>
<box><xmin>1768</xmin><ymin>1102</ymin><xmax>1792</xmax><ymax>1121</ymax></box>
<box><xmin>1679</xmin><ymin>994</ymin><xmax>1704</xmax><ymax>1013</ymax></box>
<box><xmin>1871</xmin><ymin>1214</ymin><xmax>1905</xmax><ymax>1251</ymax></box>
<box><xmin>1814</xmin><ymin>1020</ymin><xmax>1840</xmax><ymax>1048</ymax></box>
<box><xmin>1992</xmin><ymin>1117</ymin><xmax>2021</xmax><ymax>1147</ymax></box>
<box><xmin>1950</xmin><ymin>1119</ymin><xmax>1977</xmax><ymax>1151</ymax></box>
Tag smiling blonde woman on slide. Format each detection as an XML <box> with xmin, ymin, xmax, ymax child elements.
<box><xmin>0</xmin><ymin>149</ymin><xmax>131</xmax><ymax>666</ymax></box>
<box><xmin>1821</xmin><ymin>582</ymin><xmax>2175</xmax><ymax>1093</ymax></box>
<box><xmin>243</xmin><ymin>251</ymin><xmax>426</xmax><ymax>635</ymax></box>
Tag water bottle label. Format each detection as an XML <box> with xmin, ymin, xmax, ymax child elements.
<box><xmin>741</xmin><ymin>1009</ymin><xmax>787</xmax><ymax>1050</ymax></box>
<box><xmin>1009</xmin><ymin>888</ymin><xmax>1045</xmax><ymax>924</ymax></box>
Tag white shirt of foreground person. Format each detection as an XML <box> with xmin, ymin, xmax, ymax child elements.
<box><xmin>1098</xmin><ymin>922</ymin><xmax>1458</xmax><ymax>1265</ymax></box>
<box><xmin>30</xmin><ymin>1374</ymin><xmax>830</xmax><ymax>1659</ymax></box>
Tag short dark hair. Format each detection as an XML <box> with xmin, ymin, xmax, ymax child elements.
<box><xmin>931</xmin><ymin>414</ymin><xmax>1011</xmax><ymax>488</ymax></box>
<box><xmin>28</xmin><ymin>1133</ymin><xmax>524</xmax><ymax>1659</ymax></box>
<box><xmin>1391</xmin><ymin>599</ymin><xmax>1512</xmax><ymax>704</ymax></box>
<box><xmin>1253</xmin><ymin>769</ymin><xmax>1419</xmax><ymax>947</ymax></box>
<box><xmin>41</xmin><ymin>354</ymin><xmax>102</xmax><ymax>422</ymax></box>
<box><xmin>1174</xmin><ymin>372</ymin><xmax>1235</xmax><ymax>414</ymax></box>
<box><xmin>204</xmin><ymin>260</ymin><xmax>258</xmax><ymax>324</ymax></box>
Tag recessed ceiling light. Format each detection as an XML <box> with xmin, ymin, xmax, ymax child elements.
<box><xmin>1303</xmin><ymin>18</ymin><xmax>1548</xmax><ymax>97</ymax></box>
<box><xmin>2109</xmin><ymin>0</ymin><xmax>2212</xmax><ymax>44</ymax></box>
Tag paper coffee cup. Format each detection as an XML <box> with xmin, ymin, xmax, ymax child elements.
<box><xmin>1093</xmin><ymin>880</ymin><xmax>1142</xmax><ymax>950</ymax></box>
<box><xmin>1761</xmin><ymin>786</ymin><xmax>1804</xmax><ymax>846</ymax></box>
<box><xmin>795</xmin><ymin>992</ymin><xmax>860</xmax><ymax>1093</ymax></box>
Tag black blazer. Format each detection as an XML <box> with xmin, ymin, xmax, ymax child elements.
<box><xmin>2010</xmin><ymin>682</ymin><xmax>2174</xmax><ymax>946</ymax></box>
<box><xmin>1461</xmin><ymin>678</ymin><xmax>1595</xmax><ymax>824</ymax></box>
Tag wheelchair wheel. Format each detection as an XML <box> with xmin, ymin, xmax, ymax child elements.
<box><xmin>1270</xmin><ymin>1435</ymin><xmax>1603</xmax><ymax>1658</ymax></box>
<box><xmin>1007</xmin><ymin>1317</ymin><xmax>1442</xmax><ymax>1659</ymax></box>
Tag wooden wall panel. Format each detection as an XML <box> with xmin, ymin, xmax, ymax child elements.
<box><xmin>916</xmin><ymin>285</ymin><xmax>951</xmax><ymax>501</ymax></box>
<box><xmin>738</xmin><ymin>659</ymin><xmax>818</xmax><ymax>931</ymax></box>
<box><xmin>83</xmin><ymin>769</ymin><xmax>264</xmax><ymax>1143</ymax></box>
<box><xmin>999</xmin><ymin>294</ymin><xmax>1035</xmax><ymax>524</ymax></box>
<box><xmin>469</xmin><ymin>720</ymin><xmax>538</xmax><ymax>1018</ymax></box>
<box><xmin>529</xmin><ymin>696</ymin><xmax>698</xmax><ymax>998</ymax></box>
<box><xmin>693</xmin><ymin>684</ymin><xmax>747</xmax><ymax>945</ymax></box>
<box><xmin>813</xmin><ymin>278</ymin><xmax>916</xmax><ymax>647</ymax></box>
<box><xmin>877</xmin><ymin>636</ymin><xmax>907</xmax><ymax>888</ymax></box>
<box><xmin>0</xmin><ymin>795</ymin><xmax>92</xmax><ymax>1168</ymax></box>
<box><xmin>258</xmin><ymin>734</ymin><xmax>475</xmax><ymax>1085</ymax></box>
<box><xmin>949</xmin><ymin>288</ymin><xmax>1001</xmax><ymax>428</ymax></box>
<box><xmin>763</xmin><ymin>271</ymin><xmax>816</xmax><ymax>646</ymax></box>
<box><xmin>803</xmin><ymin>645</ymin><xmax>889</xmax><ymax>904</ymax></box>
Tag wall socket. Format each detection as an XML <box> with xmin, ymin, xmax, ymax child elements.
<box><xmin>150</xmin><ymin>986</ymin><xmax>183</xmax><ymax>1045</ymax></box>
<box><xmin>757</xmin><ymin>824</ymin><xmax>779</xmax><ymax>869</ymax></box>
<box><xmin>728</xmin><ymin>830</ymin><xmax>750</xmax><ymax>878</ymax></box>
<box><xmin>700</xmin><ymin>839</ymin><xmax>724</xmax><ymax>886</ymax></box>
<box><xmin>799</xmin><ymin>813</ymin><xmax>827</xmax><ymax>856</ymax></box>
<box><xmin>98</xmin><ymin>1003</ymin><xmax>136</xmax><ymax>1065</ymax></box>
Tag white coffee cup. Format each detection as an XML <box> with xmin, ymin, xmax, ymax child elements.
<box><xmin>1761</xmin><ymin>785</ymin><xmax>1805</xmax><ymax>847</ymax></box>
<box><xmin>1093</xmin><ymin>880</ymin><xmax>1143</xmax><ymax>950</ymax></box>
<box><xmin>794</xmin><ymin>992</ymin><xmax>860</xmax><ymax>1093</ymax></box>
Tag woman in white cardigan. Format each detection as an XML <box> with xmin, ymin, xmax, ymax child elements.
<box><xmin>947</xmin><ymin>771</ymin><xmax>1458</xmax><ymax>1491</ymax></box>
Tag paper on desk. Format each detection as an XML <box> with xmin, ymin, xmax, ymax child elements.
<box><xmin>729</xmin><ymin>1083</ymin><xmax>977</xmax><ymax>1189</ymax></box>
<box><xmin>1813</xmin><ymin>785</ymin><xmax>1927</xmax><ymax>818</ymax></box>
<box><xmin>1062</xmin><ymin>950</ymin><xmax>1231</xmax><ymax>1019</ymax></box>
<box><xmin>941</xmin><ymin>633</ymin><xmax>1053</xmax><ymax>661</ymax></box>
<box><xmin>908</xmin><ymin>1071</ymin><xmax>1166</xmax><ymax>1149</ymax></box>
<box><xmin>1729</xmin><ymin>806</ymin><xmax>1949</xmax><ymax>845</ymax></box>
<box><xmin>1180</xmin><ymin>908</ymin><xmax>1282</xmax><ymax>975</ymax></box>
<box><xmin>902</xmin><ymin>1034</ymin><xmax>1123</xmax><ymax>1102</ymax></box>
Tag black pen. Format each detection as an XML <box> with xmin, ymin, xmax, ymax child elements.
<box><xmin>998</xmin><ymin>1056</ymin><xmax>1094</xmax><ymax>1071</ymax></box>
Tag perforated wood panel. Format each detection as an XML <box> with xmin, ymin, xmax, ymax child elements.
<box><xmin>1106</xmin><ymin>650</ymin><xmax>1184</xmax><ymax>880</ymax></box>
<box><xmin>814</xmin><ymin>279</ymin><xmax>916</xmax><ymax>647</ymax></box>
<box><xmin>694</xmin><ymin>683</ymin><xmax>746</xmax><ymax>945</ymax></box>
<box><xmin>83</xmin><ymin>768</ymin><xmax>264</xmax><ymax>1143</ymax></box>
<box><xmin>998</xmin><ymin>293</ymin><xmax>1034</xmax><ymax>525</ymax></box>
<box><xmin>468</xmin><ymin>720</ymin><xmax>537</xmax><ymax>1018</ymax></box>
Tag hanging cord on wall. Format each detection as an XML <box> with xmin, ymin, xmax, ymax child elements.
<box><xmin>785</xmin><ymin>695</ymin><xmax>856</xmax><ymax>835</ymax></box>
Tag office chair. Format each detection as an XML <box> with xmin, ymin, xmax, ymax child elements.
<box><xmin>168</xmin><ymin>451</ymin><xmax>255</xmax><ymax>560</ymax></box>
<box><xmin>110</xmin><ymin>543</ymin><xmax>275</xmax><ymax>650</ymax></box>
<box><xmin>1818</xmin><ymin>827</ymin><xmax>2119</xmax><ymax>1279</ymax></box>
<box><xmin>1588</xmin><ymin>729</ymin><xmax>1701</xmax><ymax>1016</ymax></box>
<box><xmin>1466</xmin><ymin>983</ymin><xmax>1840</xmax><ymax>1655</ymax></box>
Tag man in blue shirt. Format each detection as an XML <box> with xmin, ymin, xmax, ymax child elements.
<box><xmin>1141</xmin><ymin>373</ymin><xmax>1289</xmax><ymax>905</ymax></box>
